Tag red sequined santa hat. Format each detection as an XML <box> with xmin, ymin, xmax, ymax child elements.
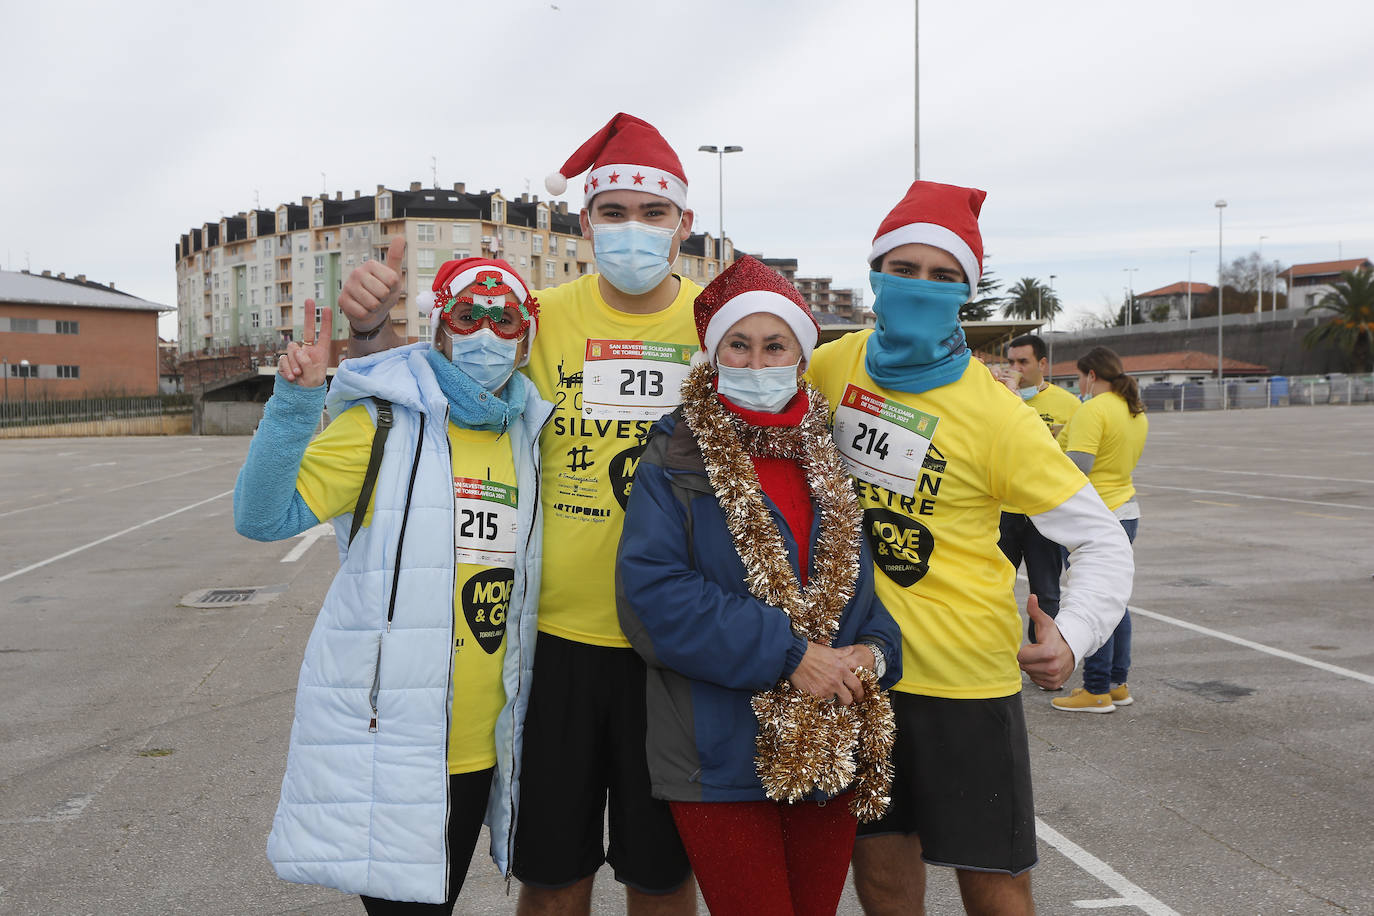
<box><xmin>869</xmin><ymin>180</ymin><xmax>987</xmax><ymax>301</ymax></box>
<box><xmin>544</xmin><ymin>113</ymin><xmax>688</xmax><ymax>211</ymax></box>
<box><xmin>417</xmin><ymin>257</ymin><xmax>539</xmax><ymax>364</ymax></box>
<box><xmin>694</xmin><ymin>256</ymin><xmax>819</xmax><ymax>367</ymax></box>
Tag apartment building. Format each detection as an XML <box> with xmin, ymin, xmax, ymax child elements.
<box><xmin>758</xmin><ymin>257</ymin><xmax>870</xmax><ymax>327</ymax></box>
<box><xmin>1279</xmin><ymin>258</ymin><xmax>1372</xmax><ymax>311</ymax></box>
<box><xmin>175</xmin><ymin>183</ymin><xmax>735</xmax><ymax>356</ymax></box>
<box><xmin>1</xmin><ymin>269</ymin><xmax>168</xmax><ymax>397</ymax></box>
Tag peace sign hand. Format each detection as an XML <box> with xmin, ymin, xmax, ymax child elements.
<box><xmin>279</xmin><ymin>299</ymin><xmax>333</xmax><ymax>388</ymax></box>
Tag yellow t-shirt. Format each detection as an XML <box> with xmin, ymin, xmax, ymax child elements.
<box><xmin>295</xmin><ymin>405</ymin><xmax>517</xmax><ymax>774</ymax></box>
<box><xmin>521</xmin><ymin>273</ymin><xmax>702</xmax><ymax>647</ymax></box>
<box><xmin>1059</xmin><ymin>390</ymin><xmax>1148</xmax><ymax>511</ymax></box>
<box><xmin>808</xmin><ymin>331</ymin><xmax>1088</xmax><ymax>699</ymax></box>
<box><xmin>1003</xmin><ymin>383</ymin><xmax>1081</xmax><ymax>515</ymax></box>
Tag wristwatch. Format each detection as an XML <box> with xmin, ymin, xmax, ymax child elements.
<box><xmin>351</xmin><ymin>323</ymin><xmax>383</xmax><ymax>340</ymax></box>
<box><xmin>862</xmin><ymin>642</ymin><xmax>887</xmax><ymax>680</ymax></box>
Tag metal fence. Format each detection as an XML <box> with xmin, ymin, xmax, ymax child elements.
<box><xmin>1133</xmin><ymin>374</ymin><xmax>1374</xmax><ymax>412</ymax></box>
<box><xmin>0</xmin><ymin>395</ymin><xmax>194</xmax><ymax>437</ymax></box>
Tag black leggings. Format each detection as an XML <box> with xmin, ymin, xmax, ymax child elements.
<box><xmin>361</xmin><ymin>767</ymin><xmax>494</xmax><ymax>915</ymax></box>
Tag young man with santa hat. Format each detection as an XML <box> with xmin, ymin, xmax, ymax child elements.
<box><xmin>235</xmin><ymin>259</ymin><xmax>550</xmax><ymax>914</ymax></box>
<box><xmin>804</xmin><ymin>181</ymin><xmax>1134</xmax><ymax>915</ymax></box>
<box><xmin>341</xmin><ymin>114</ymin><xmax>701</xmax><ymax>916</ymax></box>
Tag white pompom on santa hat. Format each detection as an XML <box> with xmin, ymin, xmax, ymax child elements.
<box><xmin>544</xmin><ymin>113</ymin><xmax>688</xmax><ymax>210</ymax></box>
<box><xmin>868</xmin><ymin>180</ymin><xmax>987</xmax><ymax>302</ymax></box>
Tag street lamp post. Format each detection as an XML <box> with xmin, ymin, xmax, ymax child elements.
<box><xmin>1047</xmin><ymin>274</ymin><xmax>1057</xmax><ymax>381</ymax></box>
<box><xmin>1187</xmin><ymin>249</ymin><xmax>1198</xmax><ymax>325</ymax></box>
<box><xmin>697</xmin><ymin>145</ymin><xmax>743</xmax><ymax>272</ymax></box>
<box><xmin>1215</xmin><ymin>200</ymin><xmax>1228</xmax><ymax>406</ymax></box>
<box><xmin>19</xmin><ymin>358</ymin><xmax>29</xmax><ymax>424</ymax></box>
<box><xmin>1123</xmin><ymin>267</ymin><xmax>1138</xmax><ymax>326</ymax></box>
<box><xmin>1272</xmin><ymin>259</ymin><xmax>1279</xmax><ymax>315</ymax></box>
<box><xmin>1257</xmin><ymin>235</ymin><xmax>1268</xmax><ymax>319</ymax></box>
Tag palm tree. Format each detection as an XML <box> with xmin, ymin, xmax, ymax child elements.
<box><xmin>1303</xmin><ymin>269</ymin><xmax>1374</xmax><ymax>372</ymax></box>
<box><xmin>1001</xmin><ymin>277</ymin><xmax>1061</xmax><ymax>321</ymax></box>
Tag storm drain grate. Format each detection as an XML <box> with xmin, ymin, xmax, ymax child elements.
<box><xmin>180</xmin><ymin>584</ymin><xmax>286</xmax><ymax>609</ymax></box>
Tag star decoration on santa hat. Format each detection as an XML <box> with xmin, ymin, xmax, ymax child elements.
<box><xmin>632</xmin><ymin>173</ymin><xmax>645</xmax><ymax>185</ymax></box>
<box><xmin>590</xmin><ymin>177</ymin><xmax>599</xmax><ymax>190</ymax></box>
<box><xmin>609</xmin><ymin>172</ymin><xmax>620</xmax><ymax>183</ymax></box>
<box><xmin>658</xmin><ymin>178</ymin><xmax>669</xmax><ymax>190</ymax></box>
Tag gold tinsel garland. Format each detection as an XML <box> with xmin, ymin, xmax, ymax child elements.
<box><xmin>679</xmin><ymin>364</ymin><xmax>895</xmax><ymax>821</ymax></box>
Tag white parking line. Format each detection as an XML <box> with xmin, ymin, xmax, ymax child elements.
<box><xmin>0</xmin><ymin>490</ymin><xmax>233</xmax><ymax>584</ymax></box>
<box><xmin>1133</xmin><ymin>482</ymin><xmax>1372</xmax><ymax>512</ymax></box>
<box><xmin>0</xmin><ymin>463</ymin><xmax>229</xmax><ymax>519</ymax></box>
<box><xmin>280</xmin><ymin>523</ymin><xmax>333</xmax><ymax>563</ymax></box>
<box><xmin>1138</xmin><ymin>464</ymin><xmax>1374</xmax><ymax>486</ymax></box>
<box><xmin>1129</xmin><ymin>605</ymin><xmax>1374</xmax><ymax>686</ymax></box>
<box><xmin>1036</xmin><ymin>818</ymin><xmax>1180</xmax><ymax>915</ymax></box>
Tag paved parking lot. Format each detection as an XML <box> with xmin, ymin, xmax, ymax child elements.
<box><xmin>1</xmin><ymin>404</ymin><xmax>1371</xmax><ymax>915</ymax></box>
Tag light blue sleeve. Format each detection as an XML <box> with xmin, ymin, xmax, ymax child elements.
<box><xmin>233</xmin><ymin>376</ymin><xmax>325</xmax><ymax>542</ymax></box>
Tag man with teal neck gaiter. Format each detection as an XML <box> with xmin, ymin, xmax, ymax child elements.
<box><xmin>806</xmin><ymin>180</ymin><xmax>1134</xmax><ymax>916</ymax></box>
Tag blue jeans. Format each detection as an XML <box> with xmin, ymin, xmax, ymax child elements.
<box><xmin>1082</xmin><ymin>518</ymin><xmax>1138</xmax><ymax>694</ymax></box>
<box><xmin>998</xmin><ymin>512</ymin><xmax>1064</xmax><ymax>643</ymax></box>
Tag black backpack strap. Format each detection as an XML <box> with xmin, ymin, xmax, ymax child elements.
<box><xmin>348</xmin><ymin>398</ymin><xmax>393</xmax><ymax>547</ymax></box>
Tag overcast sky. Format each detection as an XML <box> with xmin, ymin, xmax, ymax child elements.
<box><xmin>4</xmin><ymin>0</ymin><xmax>1372</xmax><ymax>338</ymax></box>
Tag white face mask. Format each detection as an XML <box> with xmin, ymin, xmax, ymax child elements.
<box><xmin>716</xmin><ymin>362</ymin><xmax>801</xmax><ymax>413</ymax></box>
<box><xmin>592</xmin><ymin>218</ymin><xmax>680</xmax><ymax>295</ymax></box>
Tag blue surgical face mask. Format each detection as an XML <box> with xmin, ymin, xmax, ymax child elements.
<box><xmin>1018</xmin><ymin>385</ymin><xmax>1039</xmax><ymax>400</ymax></box>
<box><xmin>593</xmin><ymin>218</ymin><xmax>679</xmax><ymax>295</ymax></box>
<box><xmin>716</xmin><ymin>362</ymin><xmax>800</xmax><ymax>413</ymax></box>
<box><xmin>447</xmin><ymin>327</ymin><xmax>520</xmax><ymax>393</ymax></box>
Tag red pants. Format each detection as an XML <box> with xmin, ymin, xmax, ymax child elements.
<box><xmin>670</xmin><ymin>796</ymin><xmax>857</xmax><ymax>916</ymax></box>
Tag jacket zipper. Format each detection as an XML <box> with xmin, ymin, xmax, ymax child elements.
<box><xmin>368</xmin><ymin>411</ymin><xmax>428</xmax><ymax>734</ymax></box>
<box><xmin>442</xmin><ymin>407</ymin><xmax>455</xmax><ymax>901</ymax></box>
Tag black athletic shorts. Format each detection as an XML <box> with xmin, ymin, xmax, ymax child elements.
<box><xmin>856</xmin><ymin>691</ymin><xmax>1037</xmax><ymax>875</ymax></box>
<box><xmin>511</xmin><ymin>632</ymin><xmax>690</xmax><ymax>893</ymax></box>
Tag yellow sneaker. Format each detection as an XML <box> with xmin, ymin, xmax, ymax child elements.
<box><xmin>1109</xmin><ymin>684</ymin><xmax>1133</xmax><ymax>706</ymax></box>
<box><xmin>1051</xmin><ymin>688</ymin><xmax>1116</xmax><ymax>714</ymax></box>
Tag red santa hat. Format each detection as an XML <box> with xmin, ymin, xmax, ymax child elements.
<box><xmin>694</xmin><ymin>256</ymin><xmax>819</xmax><ymax>367</ymax></box>
<box><xmin>869</xmin><ymin>180</ymin><xmax>986</xmax><ymax>300</ymax></box>
<box><xmin>417</xmin><ymin>257</ymin><xmax>539</xmax><ymax>364</ymax></box>
<box><xmin>544</xmin><ymin>113</ymin><xmax>688</xmax><ymax>211</ymax></box>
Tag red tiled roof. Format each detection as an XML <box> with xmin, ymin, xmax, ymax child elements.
<box><xmin>1136</xmin><ymin>281</ymin><xmax>1215</xmax><ymax>298</ymax></box>
<box><xmin>1050</xmin><ymin>350</ymin><xmax>1268</xmax><ymax>377</ymax></box>
<box><xmin>1281</xmin><ymin>258</ymin><xmax>1372</xmax><ymax>279</ymax></box>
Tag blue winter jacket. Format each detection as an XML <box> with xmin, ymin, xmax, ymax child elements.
<box><xmin>616</xmin><ymin>410</ymin><xmax>901</xmax><ymax>803</ymax></box>
<box><xmin>234</xmin><ymin>344</ymin><xmax>551</xmax><ymax>902</ymax></box>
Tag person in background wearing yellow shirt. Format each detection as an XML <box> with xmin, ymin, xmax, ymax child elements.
<box><xmin>234</xmin><ymin>258</ymin><xmax>551</xmax><ymax>913</ymax></box>
<box><xmin>341</xmin><ymin>114</ymin><xmax>700</xmax><ymax>916</ymax></box>
<box><xmin>805</xmin><ymin>180</ymin><xmax>1134</xmax><ymax>916</ymax></box>
<box><xmin>1051</xmin><ymin>346</ymin><xmax>1149</xmax><ymax>714</ymax></box>
<box><xmin>992</xmin><ymin>334</ymin><xmax>1082</xmax><ymax>643</ymax></box>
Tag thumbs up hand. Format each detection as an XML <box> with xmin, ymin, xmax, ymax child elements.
<box><xmin>339</xmin><ymin>236</ymin><xmax>405</xmax><ymax>339</ymax></box>
<box><xmin>1016</xmin><ymin>594</ymin><xmax>1074</xmax><ymax>689</ymax></box>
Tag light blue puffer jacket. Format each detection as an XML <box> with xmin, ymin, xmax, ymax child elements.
<box><xmin>263</xmin><ymin>344</ymin><xmax>550</xmax><ymax>902</ymax></box>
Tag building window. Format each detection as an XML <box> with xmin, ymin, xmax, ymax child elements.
<box><xmin>345</xmin><ymin>227</ymin><xmax>353</xmax><ymax>240</ymax></box>
<box><xmin>10</xmin><ymin>362</ymin><xmax>38</xmax><ymax>377</ymax></box>
<box><xmin>537</xmin><ymin>208</ymin><xmax>549</xmax><ymax>230</ymax></box>
<box><xmin>250</xmin><ymin>266</ymin><xmax>258</xmax><ymax>283</ymax></box>
<box><xmin>314</xmin><ymin>255</ymin><xmax>325</xmax><ymax>277</ymax></box>
<box><xmin>545</xmin><ymin>261</ymin><xmax>555</xmax><ymax>279</ymax></box>
<box><xmin>452</xmin><ymin>249</ymin><xmax>470</xmax><ymax>260</ymax></box>
<box><xmin>323</xmin><ymin>233</ymin><xmax>333</xmax><ymax>248</ymax></box>
<box><xmin>56</xmin><ymin>365</ymin><xmax>79</xmax><ymax>379</ymax></box>
<box><xmin>9</xmin><ymin>317</ymin><xmax>39</xmax><ymax>333</ymax></box>
<box><xmin>378</xmin><ymin>196</ymin><xmax>392</xmax><ymax>219</ymax></box>
<box><xmin>264</xmin><ymin>308</ymin><xmax>275</xmax><ymax>327</ymax></box>
<box><xmin>416</xmin><ymin>249</ymin><xmax>436</xmax><ymax>269</ymax></box>
<box><xmin>453</xmin><ymin>225</ymin><xmax>471</xmax><ymax>243</ymax></box>
<box><xmin>565</xmin><ymin>239</ymin><xmax>577</xmax><ymax>257</ymax></box>
<box><xmin>520</xmin><ymin>256</ymin><xmax>528</xmax><ymax>267</ymax></box>
<box><xmin>533</xmin><ymin>235</ymin><xmax>543</xmax><ymax>254</ymax></box>
<box><xmin>416</xmin><ymin>224</ymin><xmax>436</xmax><ymax>242</ymax></box>
<box><xmin>251</xmin><ymin>311</ymin><xmax>260</xmax><ymax>328</ymax></box>
<box><xmin>492</xmin><ymin>200</ymin><xmax>504</xmax><ymax>223</ymax></box>
<box><xmin>361</xmin><ymin>226</ymin><xmax>370</xmax><ymax>239</ymax></box>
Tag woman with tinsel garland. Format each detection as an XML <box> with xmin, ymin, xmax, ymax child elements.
<box><xmin>616</xmin><ymin>256</ymin><xmax>902</xmax><ymax>916</ymax></box>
